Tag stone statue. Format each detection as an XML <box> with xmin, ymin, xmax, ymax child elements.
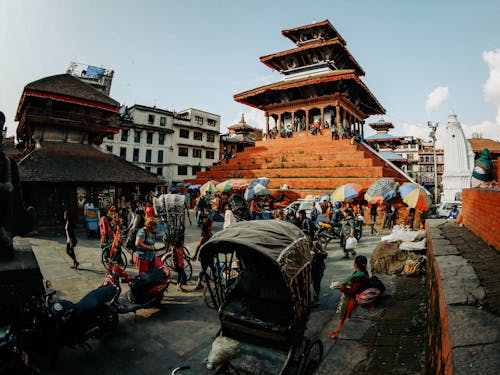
<box><xmin>0</xmin><ymin>111</ymin><xmax>35</xmax><ymax>259</ymax></box>
<box><xmin>471</xmin><ymin>148</ymin><xmax>495</xmax><ymax>188</ymax></box>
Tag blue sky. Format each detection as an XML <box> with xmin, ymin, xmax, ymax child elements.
<box><xmin>2</xmin><ymin>0</ymin><xmax>500</xmax><ymax>143</ymax></box>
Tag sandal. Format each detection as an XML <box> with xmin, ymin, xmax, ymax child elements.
<box><xmin>328</xmin><ymin>331</ymin><xmax>340</xmax><ymax>339</ymax></box>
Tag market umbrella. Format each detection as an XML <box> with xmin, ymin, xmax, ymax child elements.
<box><xmin>364</xmin><ymin>179</ymin><xmax>399</xmax><ymax>204</ymax></box>
<box><xmin>398</xmin><ymin>183</ymin><xmax>432</xmax><ymax>211</ymax></box>
<box><xmin>248</xmin><ymin>177</ymin><xmax>270</xmax><ymax>189</ymax></box>
<box><xmin>330</xmin><ymin>183</ymin><xmax>365</xmax><ymax>202</ymax></box>
<box><xmin>200</xmin><ymin>180</ymin><xmax>218</xmax><ymax>195</ymax></box>
<box><xmin>216</xmin><ymin>180</ymin><xmax>233</xmax><ymax>193</ymax></box>
<box><xmin>244</xmin><ymin>183</ymin><xmax>270</xmax><ymax>201</ymax></box>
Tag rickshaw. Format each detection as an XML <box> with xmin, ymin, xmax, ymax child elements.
<box><xmin>200</xmin><ymin>220</ymin><xmax>323</xmax><ymax>375</ymax></box>
<box><xmin>228</xmin><ymin>193</ymin><xmax>251</xmax><ymax>221</ymax></box>
<box><xmin>84</xmin><ymin>207</ymin><xmax>99</xmax><ymax>238</ymax></box>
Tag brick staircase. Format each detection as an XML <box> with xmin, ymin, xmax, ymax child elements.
<box><xmin>193</xmin><ymin>131</ymin><xmax>408</xmax><ymax>197</ymax></box>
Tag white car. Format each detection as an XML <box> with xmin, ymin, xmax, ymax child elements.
<box><xmin>284</xmin><ymin>199</ymin><xmax>323</xmax><ymax>220</ymax></box>
<box><xmin>436</xmin><ymin>201</ymin><xmax>462</xmax><ymax>218</ymax></box>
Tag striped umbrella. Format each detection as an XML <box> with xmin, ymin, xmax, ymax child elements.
<box><xmin>330</xmin><ymin>183</ymin><xmax>365</xmax><ymax>202</ymax></box>
<box><xmin>364</xmin><ymin>179</ymin><xmax>399</xmax><ymax>204</ymax></box>
<box><xmin>200</xmin><ymin>180</ymin><xmax>218</xmax><ymax>195</ymax></box>
<box><xmin>398</xmin><ymin>183</ymin><xmax>432</xmax><ymax>211</ymax></box>
<box><xmin>216</xmin><ymin>180</ymin><xmax>233</xmax><ymax>193</ymax></box>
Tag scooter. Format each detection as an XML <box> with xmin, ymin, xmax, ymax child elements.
<box><xmin>2</xmin><ymin>281</ymin><xmax>120</xmax><ymax>371</ymax></box>
<box><xmin>102</xmin><ymin>261</ymin><xmax>171</xmax><ymax>314</ymax></box>
<box><xmin>315</xmin><ymin>220</ymin><xmax>342</xmax><ymax>249</ymax></box>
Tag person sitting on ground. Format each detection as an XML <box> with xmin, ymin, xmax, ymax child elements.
<box><xmin>328</xmin><ymin>255</ymin><xmax>370</xmax><ymax>339</ymax></box>
<box><xmin>447</xmin><ymin>205</ymin><xmax>460</xmax><ymax>221</ymax></box>
<box><xmin>134</xmin><ymin>218</ymin><xmax>163</xmax><ymax>273</ymax></box>
<box><xmin>404</xmin><ymin>207</ymin><xmax>416</xmax><ymax>229</ymax></box>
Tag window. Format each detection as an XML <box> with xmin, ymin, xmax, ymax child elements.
<box><xmin>121</xmin><ymin>129</ymin><xmax>129</xmax><ymax>142</ymax></box>
<box><xmin>157</xmin><ymin>167</ymin><xmax>163</xmax><ymax>176</ymax></box>
<box><xmin>145</xmin><ymin>149</ymin><xmax>152</xmax><ymax>163</ymax></box>
<box><xmin>194</xmin><ymin>116</ymin><xmax>204</xmax><ymax>125</ymax></box>
<box><xmin>158</xmin><ymin>133</ymin><xmax>165</xmax><ymax>145</ymax></box>
<box><xmin>179</xmin><ymin>129</ymin><xmax>189</xmax><ymax>138</ymax></box>
<box><xmin>134</xmin><ymin>130</ymin><xmax>141</xmax><ymax>143</ymax></box>
<box><xmin>193</xmin><ymin>132</ymin><xmax>202</xmax><ymax>140</ymax></box>
<box><xmin>206</xmin><ymin>150</ymin><xmax>214</xmax><ymax>159</ymax></box>
<box><xmin>107</xmin><ymin>133</ymin><xmax>115</xmax><ymax>140</ymax></box>
<box><xmin>160</xmin><ymin>116</ymin><xmax>166</xmax><ymax>127</ymax></box>
<box><xmin>148</xmin><ymin>114</ymin><xmax>155</xmax><ymax>125</ymax></box>
<box><xmin>192</xmin><ymin>166</ymin><xmax>201</xmax><ymax>175</ymax></box>
<box><xmin>193</xmin><ymin>149</ymin><xmax>202</xmax><ymax>158</ymax></box>
<box><xmin>207</xmin><ymin>119</ymin><xmax>216</xmax><ymax>127</ymax></box>
<box><xmin>106</xmin><ymin>145</ymin><xmax>113</xmax><ymax>153</ymax></box>
<box><xmin>157</xmin><ymin>150</ymin><xmax>164</xmax><ymax>163</ymax></box>
<box><xmin>133</xmin><ymin>148</ymin><xmax>139</xmax><ymax>162</ymax></box>
<box><xmin>178</xmin><ymin>147</ymin><xmax>188</xmax><ymax>157</ymax></box>
<box><xmin>407</xmin><ymin>154</ymin><xmax>414</xmax><ymax>160</ymax></box>
<box><xmin>178</xmin><ymin>166</ymin><xmax>188</xmax><ymax>175</ymax></box>
<box><xmin>147</xmin><ymin>132</ymin><xmax>153</xmax><ymax>144</ymax></box>
<box><xmin>207</xmin><ymin>134</ymin><xmax>215</xmax><ymax>142</ymax></box>
<box><xmin>120</xmin><ymin>147</ymin><xmax>126</xmax><ymax>159</ymax></box>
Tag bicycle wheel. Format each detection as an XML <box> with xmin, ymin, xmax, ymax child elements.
<box><xmin>161</xmin><ymin>248</ymin><xmax>192</xmax><ymax>282</ymax></box>
<box><xmin>102</xmin><ymin>247</ymin><xmax>127</xmax><ymax>270</ymax></box>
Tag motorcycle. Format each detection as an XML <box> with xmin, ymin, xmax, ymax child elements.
<box><xmin>1</xmin><ymin>282</ymin><xmax>120</xmax><ymax>371</ymax></box>
<box><xmin>315</xmin><ymin>220</ymin><xmax>342</xmax><ymax>249</ymax></box>
<box><xmin>102</xmin><ymin>261</ymin><xmax>171</xmax><ymax>314</ymax></box>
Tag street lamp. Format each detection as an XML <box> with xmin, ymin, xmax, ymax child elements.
<box><xmin>427</xmin><ymin>121</ymin><xmax>439</xmax><ymax>204</ymax></box>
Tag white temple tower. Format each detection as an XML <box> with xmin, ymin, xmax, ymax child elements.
<box><xmin>442</xmin><ymin>112</ymin><xmax>475</xmax><ymax>201</ymax></box>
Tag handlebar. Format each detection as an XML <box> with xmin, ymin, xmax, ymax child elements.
<box><xmin>171</xmin><ymin>366</ymin><xmax>190</xmax><ymax>374</ymax></box>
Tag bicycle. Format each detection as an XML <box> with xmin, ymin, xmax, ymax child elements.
<box><xmin>101</xmin><ymin>230</ymin><xmax>128</xmax><ymax>270</ymax></box>
<box><xmin>159</xmin><ymin>245</ymin><xmax>193</xmax><ymax>283</ymax></box>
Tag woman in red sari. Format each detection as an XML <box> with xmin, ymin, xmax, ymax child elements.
<box><xmin>329</xmin><ymin>255</ymin><xmax>370</xmax><ymax>339</ymax></box>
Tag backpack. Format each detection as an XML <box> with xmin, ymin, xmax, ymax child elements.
<box><xmin>369</xmin><ymin>275</ymin><xmax>386</xmax><ymax>294</ymax></box>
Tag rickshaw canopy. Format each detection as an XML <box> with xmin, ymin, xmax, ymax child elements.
<box><xmin>200</xmin><ymin>220</ymin><xmax>311</xmax><ymax>286</ymax></box>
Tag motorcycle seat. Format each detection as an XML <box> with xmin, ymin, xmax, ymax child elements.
<box><xmin>318</xmin><ymin>221</ymin><xmax>332</xmax><ymax>229</ymax></box>
<box><xmin>131</xmin><ymin>268</ymin><xmax>167</xmax><ymax>289</ymax></box>
<box><xmin>74</xmin><ymin>285</ymin><xmax>118</xmax><ymax>315</ymax></box>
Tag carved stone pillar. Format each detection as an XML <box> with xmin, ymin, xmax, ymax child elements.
<box><xmin>320</xmin><ymin>107</ymin><xmax>324</xmax><ymax>128</ymax></box>
<box><xmin>265</xmin><ymin>114</ymin><xmax>270</xmax><ymax>136</ymax></box>
<box><xmin>305</xmin><ymin>109</ymin><xmax>310</xmax><ymax>132</ymax></box>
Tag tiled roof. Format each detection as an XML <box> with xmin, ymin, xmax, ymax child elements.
<box><xmin>380</xmin><ymin>151</ymin><xmax>406</xmax><ymax>160</ymax></box>
<box><xmin>365</xmin><ymin>133</ymin><xmax>402</xmax><ymax>140</ymax></box>
<box><xmin>468</xmin><ymin>138</ymin><xmax>500</xmax><ymax>153</ymax></box>
<box><xmin>18</xmin><ymin>141</ymin><xmax>162</xmax><ymax>184</ymax></box>
<box><xmin>24</xmin><ymin>74</ymin><xmax>119</xmax><ymax>108</ymax></box>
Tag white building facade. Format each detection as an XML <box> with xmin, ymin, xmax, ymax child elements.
<box><xmin>101</xmin><ymin>105</ymin><xmax>220</xmax><ymax>186</ymax></box>
<box><xmin>442</xmin><ymin>112</ymin><xmax>475</xmax><ymax>201</ymax></box>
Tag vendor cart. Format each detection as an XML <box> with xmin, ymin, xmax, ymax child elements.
<box><xmin>200</xmin><ymin>220</ymin><xmax>323</xmax><ymax>375</ymax></box>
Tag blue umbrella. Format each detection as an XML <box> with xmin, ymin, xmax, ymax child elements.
<box><xmin>248</xmin><ymin>177</ymin><xmax>270</xmax><ymax>189</ymax></box>
<box><xmin>364</xmin><ymin>179</ymin><xmax>399</xmax><ymax>204</ymax></box>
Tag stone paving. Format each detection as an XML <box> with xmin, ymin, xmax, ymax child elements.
<box><xmin>14</xmin><ymin>217</ymin><xmax>431</xmax><ymax>374</ymax></box>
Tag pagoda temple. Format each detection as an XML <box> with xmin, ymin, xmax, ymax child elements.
<box><xmin>190</xmin><ymin>21</ymin><xmax>410</xmax><ymax>196</ymax></box>
<box><xmin>234</xmin><ymin>19</ymin><xmax>385</xmax><ymax>137</ymax></box>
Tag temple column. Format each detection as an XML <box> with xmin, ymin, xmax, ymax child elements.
<box><xmin>265</xmin><ymin>114</ymin><xmax>270</xmax><ymax>136</ymax></box>
<box><xmin>291</xmin><ymin>112</ymin><xmax>295</xmax><ymax>132</ymax></box>
<box><xmin>361</xmin><ymin>120</ymin><xmax>365</xmax><ymax>139</ymax></box>
<box><xmin>320</xmin><ymin>107</ymin><xmax>324</xmax><ymax>128</ymax></box>
<box><xmin>277</xmin><ymin>113</ymin><xmax>282</xmax><ymax>132</ymax></box>
<box><xmin>305</xmin><ymin>109</ymin><xmax>310</xmax><ymax>133</ymax></box>
<box><xmin>336</xmin><ymin>105</ymin><xmax>341</xmax><ymax>138</ymax></box>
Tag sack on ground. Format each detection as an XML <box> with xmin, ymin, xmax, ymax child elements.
<box><xmin>345</xmin><ymin>236</ymin><xmax>358</xmax><ymax>250</ymax></box>
<box><xmin>356</xmin><ymin>288</ymin><xmax>382</xmax><ymax>307</ymax></box>
<box><xmin>207</xmin><ymin>336</ymin><xmax>241</xmax><ymax>370</ymax></box>
<box><xmin>403</xmin><ymin>258</ymin><xmax>420</xmax><ymax>276</ymax></box>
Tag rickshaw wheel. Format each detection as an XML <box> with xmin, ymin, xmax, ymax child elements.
<box><xmin>298</xmin><ymin>339</ymin><xmax>323</xmax><ymax>375</ymax></box>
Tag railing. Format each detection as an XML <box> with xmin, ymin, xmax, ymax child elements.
<box><xmin>360</xmin><ymin>140</ymin><xmax>417</xmax><ymax>184</ymax></box>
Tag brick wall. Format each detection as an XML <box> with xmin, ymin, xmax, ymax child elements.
<box><xmin>462</xmin><ymin>188</ymin><xmax>500</xmax><ymax>250</ymax></box>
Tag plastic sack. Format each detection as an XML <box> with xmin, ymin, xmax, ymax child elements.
<box><xmin>207</xmin><ymin>336</ymin><xmax>241</xmax><ymax>370</ymax></box>
<box><xmin>345</xmin><ymin>236</ymin><xmax>358</xmax><ymax>250</ymax></box>
<box><xmin>356</xmin><ymin>287</ymin><xmax>382</xmax><ymax>307</ymax></box>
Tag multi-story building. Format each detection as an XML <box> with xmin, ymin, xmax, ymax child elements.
<box><xmin>102</xmin><ymin>105</ymin><xmax>220</xmax><ymax>186</ymax></box>
<box><xmin>417</xmin><ymin>141</ymin><xmax>444</xmax><ymax>196</ymax></box>
<box><xmin>393</xmin><ymin>137</ymin><xmax>420</xmax><ymax>181</ymax></box>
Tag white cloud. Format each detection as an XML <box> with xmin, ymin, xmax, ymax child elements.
<box><xmin>425</xmin><ymin>86</ymin><xmax>449</xmax><ymax>113</ymax></box>
<box><xmin>462</xmin><ymin>120</ymin><xmax>500</xmax><ymax>142</ymax></box>
<box><xmin>482</xmin><ymin>49</ymin><xmax>500</xmax><ymax>124</ymax></box>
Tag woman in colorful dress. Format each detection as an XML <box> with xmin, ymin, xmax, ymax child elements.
<box><xmin>134</xmin><ymin>218</ymin><xmax>162</xmax><ymax>273</ymax></box>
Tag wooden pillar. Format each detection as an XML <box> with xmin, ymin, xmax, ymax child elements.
<box><xmin>336</xmin><ymin>105</ymin><xmax>341</xmax><ymax>136</ymax></box>
<box><xmin>320</xmin><ymin>107</ymin><xmax>324</xmax><ymax>128</ymax></box>
<box><xmin>361</xmin><ymin>120</ymin><xmax>365</xmax><ymax>139</ymax></box>
<box><xmin>265</xmin><ymin>114</ymin><xmax>270</xmax><ymax>136</ymax></box>
<box><xmin>291</xmin><ymin>112</ymin><xmax>295</xmax><ymax>131</ymax></box>
<box><xmin>305</xmin><ymin>109</ymin><xmax>310</xmax><ymax>132</ymax></box>
<box><xmin>277</xmin><ymin>113</ymin><xmax>282</xmax><ymax>131</ymax></box>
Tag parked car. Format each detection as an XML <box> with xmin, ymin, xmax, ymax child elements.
<box><xmin>436</xmin><ymin>201</ymin><xmax>462</xmax><ymax>218</ymax></box>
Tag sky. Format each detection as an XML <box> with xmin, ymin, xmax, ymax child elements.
<box><xmin>1</xmin><ymin>0</ymin><xmax>500</xmax><ymax>145</ymax></box>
